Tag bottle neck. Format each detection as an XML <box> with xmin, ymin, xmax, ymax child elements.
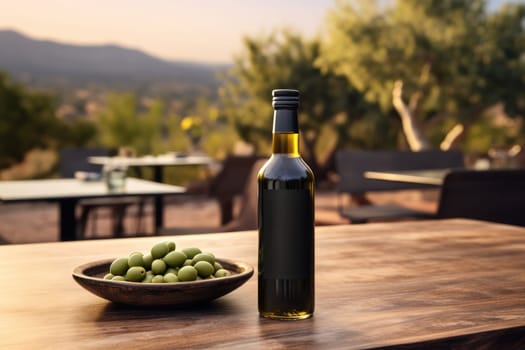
<box><xmin>272</xmin><ymin>109</ymin><xmax>299</xmax><ymax>156</ymax></box>
<box><xmin>272</xmin><ymin>133</ymin><xmax>299</xmax><ymax>155</ymax></box>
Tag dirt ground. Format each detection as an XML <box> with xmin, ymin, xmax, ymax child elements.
<box><xmin>0</xmin><ymin>189</ymin><xmax>438</xmax><ymax>244</ymax></box>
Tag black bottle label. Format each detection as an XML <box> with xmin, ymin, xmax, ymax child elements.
<box><xmin>260</xmin><ymin>189</ymin><xmax>314</xmax><ymax>279</ymax></box>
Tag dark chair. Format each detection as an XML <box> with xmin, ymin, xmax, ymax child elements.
<box><xmin>335</xmin><ymin>149</ymin><xmax>464</xmax><ymax>223</ymax></box>
<box><xmin>59</xmin><ymin>147</ymin><xmax>146</xmax><ymax>238</ymax></box>
<box><xmin>220</xmin><ymin>158</ymin><xmax>265</xmax><ymax>231</ymax></box>
<box><xmin>58</xmin><ymin>148</ymin><xmax>109</xmax><ymax>178</ymax></box>
<box><xmin>208</xmin><ymin>155</ymin><xmax>264</xmax><ymax>225</ymax></box>
<box><xmin>437</xmin><ymin>169</ymin><xmax>525</xmax><ymax>227</ymax></box>
<box><xmin>161</xmin><ymin>159</ymin><xmax>265</xmax><ymax>235</ymax></box>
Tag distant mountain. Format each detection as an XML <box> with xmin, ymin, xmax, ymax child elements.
<box><xmin>0</xmin><ymin>29</ymin><xmax>227</xmax><ymax>87</ymax></box>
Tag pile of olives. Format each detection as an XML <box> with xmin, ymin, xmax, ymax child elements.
<box><xmin>104</xmin><ymin>241</ymin><xmax>231</xmax><ymax>283</ymax></box>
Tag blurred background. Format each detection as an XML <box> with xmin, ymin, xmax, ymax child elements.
<box><xmin>0</xmin><ymin>0</ymin><xmax>524</xmax><ymax>185</ymax></box>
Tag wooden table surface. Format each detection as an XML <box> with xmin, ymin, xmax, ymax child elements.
<box><xmin>2</xmin><ymin>219</ymin><xmax>525</xmax><ymax>349</ymax></box>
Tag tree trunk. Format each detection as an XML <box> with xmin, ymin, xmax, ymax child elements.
<box><xmin>392</xmin><ymin>79</ymin><xmax>463</xmax><ymax>151</ymax></box>
<box><xmin>440</xmin><ymin>124</ymin><xmax>464</xmax><ymax>150</ymax></box>
<box><xmin>392</xmin><ymin>80</ymin><xmax>431</xmax><ymax>151</ymax></box>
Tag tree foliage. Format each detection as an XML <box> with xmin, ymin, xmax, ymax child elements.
<box><xmin>0</xmin><ymin>71</ymin><xmax>96</xmax><ymax>170</ymax></box>
<box><xmin>96</xmin><ymin>93</ymin><xmax>166</xmax><ymax>155</ymax></box>
<box><xmin>318</xmin><ymin>0</ymin><xmax>525</xmax><ymax>151</ymax></box>
<box><xmin>219</xmin><ymin>30</ymin><xmax>385</xmax><ymax>178</ymax></box>
<box><xmin>96</xmin><ymin>92</ymin><xmax>238</xmax><ymax>160</ymax></box>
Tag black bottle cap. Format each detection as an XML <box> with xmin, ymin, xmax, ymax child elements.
<box><xmin>272</xmin><ymin>89</ymin><xmax>299</xmax><ymax>132</ymax></box>
<box><xmin>272</xmin><ymin>89</ymin><xmax>300</xmax><ymax>109</ymax></box>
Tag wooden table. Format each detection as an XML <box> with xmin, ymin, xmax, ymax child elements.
<box><xmin>364</xmin><ymin>168</ymin><xmax>453</xmax><ymax>186</ymax></box>
<box><xmin>89</xmin><ymin>154</ymin><xmax>213</xmax><ymax>225</ymax></box>
<box><xmin>1</xmin><ymin>219</ymin><xmax>525</xmax><ymax>349</ymax></box>
<box><xmin>0</xmin><ymin>178</ymin><xmax>185</xmax><ymax>241</ymax></box>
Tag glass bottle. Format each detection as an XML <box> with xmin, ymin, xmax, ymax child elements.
<box><xmin>258</xmin><ymin>89</ymin><xmax>315</xmax><ymax>320</ymax></box>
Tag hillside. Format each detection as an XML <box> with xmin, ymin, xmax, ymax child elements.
<box><xmin>0</xmin><ymin>29</ymin><xmax>226</xmax><ymax>87</ymax></box>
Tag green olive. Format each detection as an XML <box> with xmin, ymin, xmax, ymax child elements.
<box><xmin>151</xmin><ymin>259</ymin><xmax>167</xmax><ymax>275</ymax></box>
<box><xmin>151</xmin><ymin>242</ymin><xmax>169</xmax><ymax>259</ymax></box>
<box><xmin>192</xmin><ymin>253</ymin><xmax>215</xmax><ymax>266</ymax></box>
<box><xmin>109</xmin><ymin>257</ymin><xmax>129</xmax><ymax>276</ymax></box>
<box><xmin>105</xmin><ymin>242</ymin><xmax>227</xmax><ymax>284</ymax></box>
<box><xmin>178</xmin><ymin>266</ymin><xmax>198</xmax><ymax>281</ymax></box>
<box><xmin>204</xmin><ymin>252</ymin><xmax>215</xmax><ymax>259</ymax></box>
<box><xmin>163</xmin><ymin>273</ymin><xmax>179</xmax><ymax>283</ymax></box>
<box><xmin>194</xmin><ymin>261</ymin><xmax>214</xmax><ymax>278</ymax></box>
<box><xmin>128</xmin><ymin>252</ymin><xmax>144</xmax><ymax>267</ymax></box>
<box><xmin>182</xmin><ymin>247</ymin><xmax>202</xmax><ymax>259</ymax></box>
<box><xmin>166</xmin><ymin>267</ymin><xmax>178</xmax><ymax>275</ymax></box>
<box><xmin>142</xmin><ymin>274</ymin><xmax>154</xmax><ymax>283</ymax></box>
<box><xmin>166</xmin><ymin>241</ymin><xmax>176</xmax><ymax>252</ymax></box>
<box><xmin>125</xmin><ymin>266</ymin><xmax>146</xmax><ymax>282</ymax></box>
<box><xmin>142</xmin><ymin>254</ymin><xmax>153</xmax><ymax>270</ymax></box>
<box><xmin>214</xmin><ymin>262</ymin><xmax>223</xmax><ymax>271</ymax></box>
<box><xmin>214</xmin><ymin>269</ymin><xmax>231</xmax><ymax>278</ymax></box>
<box><xmin>163</xmin><ymin>251</ymin><xmax>187</xmax><ymax>267</ymax></box>
<box><xmin>151</xmin><ymin>275</ymin><xmax>165</xmax><ymax>283</ymax></box>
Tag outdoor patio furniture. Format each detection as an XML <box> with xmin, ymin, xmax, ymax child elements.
<box><xmin>0</xmin><ymin>178</ymin><xmax>186</xmax><ymax>241</ymax></box>
<box><xmin>88</xmin><ymin>152</ymin><xmax>213</xmax><ymax>227</ymax></box>
<box><xmin>60</xmin><ymin>147</ymin><xmax>146</xmax><ymax>238</ymax></box>
<box><xmin>335</xmin><ymin>149</ymin><xmax>464</xmax><ymax>223</ymax></box>
<box><xmin>161</xmin><ymin>158</ymin><xmax>265</xmax><ymax>234</ymax></box>
<box><xmin>207</xmin><ymin>155</ymin><xmax>263</xmax><ymax>225</ymax></box>
<box><xmin>437</xmin><ymin>169</ymin><xmax>525</xmax><ymax>227</ymax></box>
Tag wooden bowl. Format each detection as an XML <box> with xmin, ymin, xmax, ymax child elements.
<box><xmin>72</xmin><ymin>258</ymin><xmax>253</xmax><ymax>306</ymax></box>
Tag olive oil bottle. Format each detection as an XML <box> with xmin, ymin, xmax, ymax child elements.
<box><xmin>258</xmin><ymin>89</ymin><xmax>315</xmax><ymax>320</ymax></box>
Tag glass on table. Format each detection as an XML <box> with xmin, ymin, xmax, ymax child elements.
<box><xmin>103</xmin><ymin>159</ymin><xmax>128</xmax><ymax>191</ymax></box>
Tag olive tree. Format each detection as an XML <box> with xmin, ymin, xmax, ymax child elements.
<box><xmin>318</xmin><ymin>0</ymin><xmax>525</xmax><ymax>152</ymax></box>
<box><xmin>219</xmin><ymin>30</ymin><xmax>382</xmax><ymax>179</ymax></box>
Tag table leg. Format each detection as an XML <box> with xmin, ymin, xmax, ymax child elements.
<box><xmin>152</xmin><ymin>166</ymin><xmax>164</xmax><ymax>234</ymax></box>
<box><xmin>154</xmin><ymin>195</ymin><xmax>163</xmax><ymax>234</ymax></box>
<box><xmin>59</xmin><ymin>199</ymin><xmax>78</xmax><ymax>241</ymax></box>
<box><xmin>153</xmin><ymin>166</ymin><xmax>163</xmax><ymax>183</ymax></box>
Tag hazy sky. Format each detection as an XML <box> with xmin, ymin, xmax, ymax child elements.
<box><xmin>0</xmin><ymin>0</ymin><xmax>521</xmax><ymax>64</ymax></box>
